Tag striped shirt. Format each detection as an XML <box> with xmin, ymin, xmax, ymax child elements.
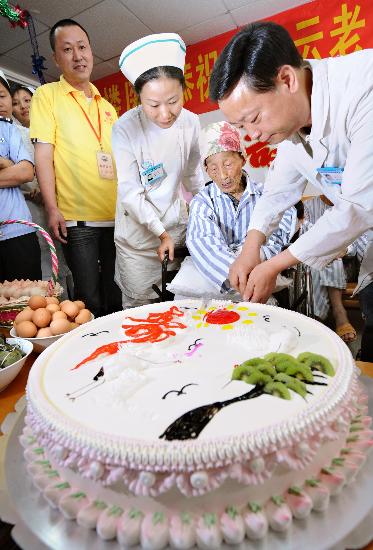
<box><xmin>186</xmin><ymin>173</ymin><xmax>296</xmax><ymax>292</ymax></box>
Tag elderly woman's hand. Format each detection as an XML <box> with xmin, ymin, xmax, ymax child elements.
<box><xmin>157</xmin><ymin>231</ymin><xmax>175</xmax><ymax>262</ymax></box>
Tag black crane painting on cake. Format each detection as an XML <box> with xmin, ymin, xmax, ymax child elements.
<box><xmin>159</xmin><ymin>352</ymin><xmax>335</xmax><ymax>441</ymax></box>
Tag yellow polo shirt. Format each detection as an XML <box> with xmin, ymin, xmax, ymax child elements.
<box><xmin>30</xmin><ymin>76</ymin><xmax>117</xmax><ymax>221</ymax></box>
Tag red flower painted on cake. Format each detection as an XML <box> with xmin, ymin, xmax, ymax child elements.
<box><xmin>218</xmin><ymin>122</ymin><xmax>241</xmax><ymax>153</ymax></box>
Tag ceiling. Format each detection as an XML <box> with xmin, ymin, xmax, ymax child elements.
<box><xmin>0</xmin><ymin>0</ymin><xmax>312</xmax><ymax>86</ymax></box>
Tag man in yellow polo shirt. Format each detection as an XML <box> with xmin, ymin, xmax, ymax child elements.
<box><xmin>30</xmin><ymin>18</ymin><xmax>121</xmax><ymax>317</ymax></box>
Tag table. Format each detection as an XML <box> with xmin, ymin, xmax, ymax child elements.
<box><xmin>1</xmin><ymin>348</ymin><xmax>373</xmax><ymax>549</ymax></box>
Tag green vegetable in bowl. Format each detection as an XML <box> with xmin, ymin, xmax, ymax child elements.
<box><xmin>0</xmin><ymin>340</ymin><xmax>25</xmax><ymax>369</ymax></box>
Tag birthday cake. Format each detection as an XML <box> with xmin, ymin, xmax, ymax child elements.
<box><xmin>21</xmin><ymin>300</ymin><xmax>372</xmax><ymax>548</ymax></box>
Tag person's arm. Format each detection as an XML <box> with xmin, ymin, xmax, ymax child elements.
<box><xmin>34</xmin><ymin>142</ymin><xmax>67</xmax><ymax>243</ymax></box>
<box><xmin>229</xmin><ymin>141</ymin><xmax>307</xmax><ymax>294</ymax></box>
<box><xmin>186</xmin><ymin>194</ymin><xmax>236</xmax><ymax>291</ymax></box>
<box><xmin>0</xmin><ymin>157</ymin><xmax>14</xmax><ymax>170</ymax></box>
<box><xmin>243</xmin><ymin>248</ymin><xmax>300</xmax><ymax>302</ymax></box>
<box><xmin>0</xmin><ymin>123</ymin><xmax>34</xmax><ymax>188</ymax></box>
<box><xmin>0</xmin><ymin>160</ymin><xmax>33</xmax><ymax>188</ymax></box>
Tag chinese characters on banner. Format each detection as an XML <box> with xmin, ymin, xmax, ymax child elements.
<box><xmin>94</xmin><ymin>0</ymin><xmax>373</xmax><ymax>169</ymax></box>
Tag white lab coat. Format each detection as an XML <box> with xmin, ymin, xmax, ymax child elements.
<box><xmin>249</xmin><ymin>50</ymin><xmax>373</xmax><ymax>273</ymax></box>
<box><xmin>112</xmin><ymin>106</ymin><xmax>203</xmax><ymax>301</ymax></box>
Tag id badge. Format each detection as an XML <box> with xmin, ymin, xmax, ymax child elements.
<box><xmin>96</xmin><ymin>151</ymin><xmax>115</xmax><ymax>180</ymax></box>
<box><xmin>316</xmin><ymin>166</ymin><xmax>344</xmax><ymax>185</ymax></box>
<box><xmin>141</xmin><ymin>162</ymin><xmax>165</xmax><ymax>190</ymax></box>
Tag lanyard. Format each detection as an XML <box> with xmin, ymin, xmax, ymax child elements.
<box><xmin>70</xmin><ymin>92</ymin><xmax>102</xmax><ymax>149</ymax></box>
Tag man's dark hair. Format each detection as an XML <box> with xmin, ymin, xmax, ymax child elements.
<box><xmin>134</xmin><ymin>66</ymin><xmax>185</xmax><ymax>95</ymax></box>
<box><xmin>210</xmin><ymin>21</ymin><xmax>303</xmax><ymax>101</ymax></box>
<box><xmin>49</xmin><ymin>19</ymin><xmax>90</xmax><ymax>52</ymax></box>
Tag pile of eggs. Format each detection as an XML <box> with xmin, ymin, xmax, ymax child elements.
<box><xmin>13</xmin><ymin>296</ymin><xmax>92</xmax><ymax>338</ymax></box>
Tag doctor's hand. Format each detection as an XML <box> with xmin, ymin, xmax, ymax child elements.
<box><xmin>158</xmin><ymin>231</ymin><xmax>174</xmax><ymax>262</ymax></box>
<box><xmin>243</xmin><ymin>261</ymin><xmax>279</xmax><ymax>303</ymax></box>
<box><xmin>229</xmin><ymin>248</ymin><xmax>261</xmax><ymax>296</ymax></box>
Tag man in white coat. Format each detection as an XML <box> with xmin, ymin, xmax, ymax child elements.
<box><xmin>209</xmin><ymin>21</ymin><xmax>373</xmax><ymax>314</ymax></box>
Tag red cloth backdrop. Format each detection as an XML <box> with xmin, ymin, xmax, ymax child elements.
<box><xmin>94</xmin><ymin>0</ymin><xmax>373</xmax><ymax>116</ymax></box>
<box><xmin>94</xmin><ymin>0</ymin><xmax>373</xmax><ymax>169</ymax></box>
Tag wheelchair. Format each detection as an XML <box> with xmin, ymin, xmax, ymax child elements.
<box><xmin>152</xmin><ymin>247</ymin><xmax>189</xmax><ymax>302</ymax></box>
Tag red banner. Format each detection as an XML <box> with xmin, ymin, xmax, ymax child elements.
<box><xmin>94</xmin><ymin>0</ymin><xmax>373</xmax><ymax>117</ymax></box>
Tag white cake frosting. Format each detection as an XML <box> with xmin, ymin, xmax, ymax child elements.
<box><xmin>21</xmin><ymin>300</ymin><xmax>373</xmax><ymax>547</ymax></box>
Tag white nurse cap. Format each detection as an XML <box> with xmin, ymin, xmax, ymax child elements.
<box><xmin>0</xmin><ymin>70</ymin><xmax>9</xmax><ymax>86</ymax></box>
<box><xmin>119</xmin><ymin>33</ymin><xmax>186</xmax><ymax>85</ymax></box>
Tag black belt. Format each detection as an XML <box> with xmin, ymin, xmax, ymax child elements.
<box><xmin>77</xmin><ymin>221</ymin><xmax>86</xmax><ymax>227</ymax></box>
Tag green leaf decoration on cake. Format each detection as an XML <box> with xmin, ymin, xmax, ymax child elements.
<box><xmin>350</xmin><ymin>423</ymin><xmax>363</xmax><ymax>432</ymax></box>
<box><xmin>297</xmin><ymin>352</ymin><xmax>335</xmax><ymax>376</ymax></box>
<box><xmin>128</xmin><ymin>508</ymin><xmax>143</xmax><ymax>520</ymax></box>
<box><xmin>46</xmin><ymin>470</ymin><xmax>59</xmax><ymax>478</ymax></box>
<box><xmin>305</xmin><ymin>479</ymin><xmax>320</xmax><ymax>487</ymax></box>
<box><xmin>108</xmin><ymin>505</ymin><xmax>123</xmax><ymax>517</ymax></box>
<box><xmin>152</xmin><ymin>511</ymin><xmax>165</xmax><ymax>525</ymax></box>
<box><xmin>321</xmin><ymin>467</ymin><xmax>335</xmax><ymax>475</ymax></box>
<box><xmin>274</xmin><ymin>373</ymin><xmax>307</xmax><ymax>398</ymax></box>
<box><xmin>54</xmin><ymin>482</ymin><xmax>70</xmax><ymax>490</ymax></box>
<box><xmin>244</xmin><ymin>371</ymin><xmax>273</xmax><ymax>386</ymax></box>
<box><xmin>33</xmin><ymin>447</ymin><xmax>44</xmax><ymax>455</ymax></box>
<box><xmin>35</xmin><ymin>460</ymin><xmax>51</xmax><ymax>467</ymax></box>
<box><xmin>247</xmin><ymin>502</ymin><xmax>262</xmax><ymax>513</ymax></box>
<box><xmin>264</xmin><ymin>381</ymin><xmax>291</xmax><ymax>400</ymax></box>
<box><xmin>288</xmin><ymin>486</ymin><xmax>303</xmax><ymax>496</ymax></box>
<box><xmin>341</xmin><ymin>448</ymin><xmax>351</xmax><ymax>455</ymax></box>
<box><xmin>180</xmin><ymin>512</ymin><xmax>192</xmax><ymax>525</ymax></box>
<box><xmin>70</xmin><ymin>492</ymin><xmax>86</xmax><ymax>500</ymax></box>
<box><xmin>93</xmin><ymin>500</ymin><xmax>108</xmax><ymax>510</ymax></box>
<box><xmin>271</xmin><ymin>495</ymin><xmax>284</xmax><ymax>506</ymax></box>
<box><xmin>203</xmin><ymin>513</ymin><xmax>217</xmax><ymax>527</ymax></box>
<box><xmin>347</xmin><ymin>434</ymin><xmax>359</xmax><ymax>443</ymax></box>
<box><xmin>226</xmin><ymin>506</ymin><xmax>238</xmax><ymax>519</ymax></box>
<box><xmin>332</xmin><ymin>458</ymin><xmax>345</xmax><ymax>467</ymax></box>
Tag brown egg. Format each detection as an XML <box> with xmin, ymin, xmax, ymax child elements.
<box><xmin>74</xmin><ymin>300</ymin><xmax>85</xmax><ymax>310</ymax></box>
<box><xmin>46</xmin><ymin>303</ymin><xmax>60</xmax><ymax>314</ymax></box>
<box><xmin>28</xmin><ymin>295</ymin><xmax>47</xmax><ymax>310</ymax></box>
<box><xmin>70</xmin><ymin>322</ymin><xmax>79</xmax><ymax>330</ymax></box>
<box><xmin>36</xmin><ymin>327</ymin><xmax>53</xmax><ymax>338</ymax></box>
<box><xmin>50</xmin><ymin>319</ymin><xmax>71</xmax><ymax>335</ymax></box>
<box><xmin>60</xmin><ymin>301</ymin><xmax>79</xmax><ymax>319</ymax></box>
<box><xmin>32</xmin><ymin>308</ymin><xmax>52</xmax><ymax>328</ymax></box>
<box><xmin>45</xmin><ymin>296</ymin><xmax>59</xmax><ymax>305</ymax></box>
<box><xmin>52</xmin><ymin>310</ymin><xmax>67</xmax><ymax>321</ymax></box>
<box><xmin>75</xmin><ymin>308</ymin><xmax>92</xmax><ymax>325</ymax></box>
<box><xmin>16</xmin><ymin>320</ymin><xmax>38</xmax><ymax>338</ymax></box>
<box><xmin>14</xmin><ymin>308</ymin><xmax>34</xmax><ymax>325</ymax></box>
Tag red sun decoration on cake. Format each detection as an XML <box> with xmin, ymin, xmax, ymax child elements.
<box><xmin>193</xmin><ymin>305</ymin><xmax>257</xmax><ymax>330</ymax></box>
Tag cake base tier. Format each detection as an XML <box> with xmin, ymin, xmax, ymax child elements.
<box><xmin>3</xmin><ymin>375</ymin><xmax>373</xmax><ymax>550</ymax></box>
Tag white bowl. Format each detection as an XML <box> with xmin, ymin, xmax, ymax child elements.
<box><xmin>10</xmin><ymin>314</ymin><xmax>94</xmax><ymax>353</ymax></box>
<box><xmin>0</xmin><ymin>337</ymin><xmax>33</xmax><ymax>392</ymax></box>
<box><xmin>10</xmin><ymin>327</ymin><xmax>62</xmax><ymax>353</ymax></box>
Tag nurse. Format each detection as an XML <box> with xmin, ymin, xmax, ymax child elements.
<box><xmin>113</xmin><ymin>33</ymin><xmax>203</xmax><ymax>308</ymax></box>
<box><xmin>209</xmin><ymin>21</ymin><xmax>373</xmax><ymax>304</ymax></box>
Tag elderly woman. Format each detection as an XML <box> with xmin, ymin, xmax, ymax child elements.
<box><xmin>168</xmin><ymin>121</ymin><xmax>295</xmax><ymax>300</ymax></box>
